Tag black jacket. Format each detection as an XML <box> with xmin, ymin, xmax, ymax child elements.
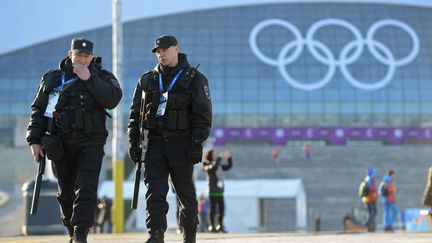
<box><xmin>26</xmin><ymin>57</ymin><xmax>122</xmax><ymax>145</ymax></box>
<box><xmin>127</xmin><ymin>53</ymin><xmax>212</xmax><ymax>145</ymax></box>
<box><xmin>203</xmin><ymin>157</ymin><xmax>233</xmax><ymax>194</ymax></box>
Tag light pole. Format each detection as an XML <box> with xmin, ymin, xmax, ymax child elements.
<box><xmin>112</xmin><ymin>0</ymin><xmax>124</xmax><ymax>233</ymax></box>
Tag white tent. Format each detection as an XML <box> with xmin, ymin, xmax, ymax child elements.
<box><xmin>99</xmin><ymin>178</ymin><xmax>307</xmax><ymax>232</ymax></box>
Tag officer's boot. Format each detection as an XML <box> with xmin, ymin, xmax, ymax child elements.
<box><xmin>72</xmin><ymin>226</ymin><xmax>89</xmax><ymax>243</ymax></box>
<box><xmin>183</xmin><ymin>226</ymin><xmax>197</xmax><ymax>243</ymax></box>
<box><xmin>145</xmin><ymin>229</ymin><xmax>165</xmax><ymax>243</ymax></box>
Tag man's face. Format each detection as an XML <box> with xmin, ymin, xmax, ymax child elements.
<box><xmin>155</xmin><ymin>45</ymin><xmax>179</xmax><ymax>67</ymax></box>
<box><xmin>68</xmin><ymin>50</ymin><xmax>93</xmax><ymax>67</ymax></box>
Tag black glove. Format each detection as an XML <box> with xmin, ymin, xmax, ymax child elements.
<box><xmin>128</xmin><ymin>144</ymin><xmax>142</xmax><ymax>164</ymax></box>
<box><xmin>189</xmin><ymin>140</ymin><xmax>203</xmax><ymax>164</ymax></box>
<box><xmin>41</xmin><ymin>134</ymin><xmax>64</xmax><ymax>161</ymax></box>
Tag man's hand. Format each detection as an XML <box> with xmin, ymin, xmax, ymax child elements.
<box><xmin>189</xmin><ymin>141</ymin><xmax>203</xmax><ymax>164</ymax></box>
<box><xmin>223</xmin><ymin>151</ymin><xmax>231</xmax><ymax>159</ymax></box>
<box><xmin>73</xmin><ymin>64</ymin><xmax>91</xmax><ymax>81</ymax></box>
<box><xmin>30</xmin><ymin>144</ymin><xmax>44</xmax><ymax>162</ymax></box>
<box><xmin>128</xmin><ymin>144</ymin><xmax>142</xmax><ymax>164</ymax></box>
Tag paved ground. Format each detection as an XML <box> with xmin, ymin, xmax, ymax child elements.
<box><xmin>0</xmin><ymin>185</ymin><xmax>431</xmax><ymax>242</ymax></box>
<box><xmin>0</xmin><ymin>189</ymin><xmax>23</xmax><ymax>237</ymax></box>
<box><xmin>0</xmin><ymin>232</ymin><xmax>431</xmax><ymax>243</ymax></box>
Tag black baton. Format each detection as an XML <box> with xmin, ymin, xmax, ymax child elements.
<box><xmin>30</xmin><ymin>155</ymin><xmax>46</xmax><ymax>215</ymax></box>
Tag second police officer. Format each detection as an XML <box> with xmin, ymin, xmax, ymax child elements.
<box><xmin>128</xmin><ymin>35</ymin><xmax>212</xmax><ymax>243</ymax></box>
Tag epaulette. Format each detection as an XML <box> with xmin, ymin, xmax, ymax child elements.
<box><xmin>100</xmin><ymin>69</ymin><xmax>114</xmax><ymax>77</ymax></box>
<box><xmin>139</xmin><ymin>70</ymin><xmax>158</xmax><ymax>89</ymax></box>
<box><xmin>42</xmin><ymin>69</ymin><xmax>58</xmax><ymax>79</ymax></box>
<box><xmin>139</xmin><ymin>70</ymin><xmax>153</xmax><ymax>80</ymax></box>
<box><xmin>178</xmin><ymin>67</ymin><xmax>197</xmax><ymax>89</ymax></box>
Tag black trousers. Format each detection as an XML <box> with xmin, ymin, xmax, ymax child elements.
<box><xmin>209</xmin><ymin>196</ymin><xmax>224</xmax><ymax>227</ymax></box>
<box><xmin>52</xmin><ymin>141</ymin><xmax>104</xmax><ymax>229</ymax></box>
<box><xmin>144</xmin><ymin>137</ymin><xmax>198</xmax><ymax>232</ymax></box>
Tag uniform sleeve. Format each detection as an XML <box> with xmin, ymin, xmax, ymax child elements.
<box><xmin>191</xmin><ymin>72</ymin><xmax>212</xmax><ymax>142</ymax></box>
<box><xmin>85</xmin><ymin>69</ymin><xmax>123</xmax><ymax>109</ymax></box>
<box><xmin>127</xmin><ymin>77</ymin><xmax>144</xmax><ymax>145</ymax></box>
<box><xmin>26</xmin><ymin>71</ymin><xmax>56</xmax><ymax>145</ymax></box>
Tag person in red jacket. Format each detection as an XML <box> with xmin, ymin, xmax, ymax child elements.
<box><xmin>303</xmin><ymin>143</ymin><xmax>311</xmax><ymax>159</ymax></box>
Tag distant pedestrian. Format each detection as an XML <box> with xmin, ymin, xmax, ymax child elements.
<box><xmin>314</xmin><ymin>212</ymin><xmax>321</xmax><ymax>232</ymax></box>
<box><xmin>95</xmin><ymin>196</ymin><xmax>112</xmax><ymax>233</ymax></box>
<box><xmin>379</xmin><ymin>170</ymin><xmax>398</xmax><ymax>232</ymax></box>
<box><xmin>197</xmin><ymin>193</ymin><xmax>209</xmax><ymax>232</ymax></box>
<box><xmin>422</xmin><ymin>167</ymin><xmax>432</xmax><ymax>211</ymax></box>
<box><xmin>271</xmin><ymin>148</ymin><xmax>279</xmax><ymax>163</ymax></box>
<box><xmin>303</xmin><ymin>144</ymin><xmax>311</xmax><ymax>159</ymax></box>
<box><xmin>203</xmin><ymin>149</ymin><xmax>233</xmax><ymax>233</ymax></box>
<box><xmin>358</xmin><ymin>167</ymin><xmax>378</xmax><ymax>232</ymax></box>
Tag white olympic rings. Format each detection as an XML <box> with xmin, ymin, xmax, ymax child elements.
<box><xmin>249</xmin><ymin>18</ymin><xmax>420</xmax><ymax>91</ymax></box>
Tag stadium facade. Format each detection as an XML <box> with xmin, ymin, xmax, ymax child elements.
<box><xmin>0</xmin><ymin>0</ymin><xmax>431</xmax><ymax>146</ymax></box>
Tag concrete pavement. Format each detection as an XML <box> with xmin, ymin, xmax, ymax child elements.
<box><xmin>0</xmin><ymin>232</ymin><xmax>431</xmax><ymax>243</ymax></box>
<box><xmin>0</xmin><ymin>190</ymin><xmax>10</xmax><ymax>207</ymax></box>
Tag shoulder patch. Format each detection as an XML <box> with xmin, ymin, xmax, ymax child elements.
<box><xmin>110</xmin><ymin>78</ymin><xmax>120</xmax><ymax>88</ymax></box>
<box><xmin>203</xmin><ymin>85</ymin><xmax>210</xmax><ymax>100</ymax></box>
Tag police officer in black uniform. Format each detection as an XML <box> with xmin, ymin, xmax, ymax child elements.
<box><xmin>127</xmin><ymin>35</ymin><xmax>212</xmax><ymax>243</ymax></box>
<box><xmin>26</xmin><ymin>38</ymin><xmax>122</xmax><ymax>243</ymax></box>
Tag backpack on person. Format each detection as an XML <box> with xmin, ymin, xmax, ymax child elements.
<box><xmin>380</xmin><ymin>183</ymin><xmax>389</xmax><ymax>197</ymax></box>
<box><xmin>358</xmin><ymin>180</ymin><xmax>369</xmax><ymax>198</ymax></box>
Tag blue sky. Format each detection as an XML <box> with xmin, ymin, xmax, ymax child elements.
<box><xmin>0</xmin><ymin>0</ymin><xmax>430</xmax><ymax>55</ymax></box>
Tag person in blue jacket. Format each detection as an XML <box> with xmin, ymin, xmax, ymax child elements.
<box><xmin>379</xmin><ymin>170</ymin><xmax>398</xmax><ymax>232</ymax></box>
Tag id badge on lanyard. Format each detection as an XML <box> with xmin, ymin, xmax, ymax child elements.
<box><xmin>156</xmin><ymin>92</ymin><xmax>168</xmax><ymax>117</ymax></box>
<box><xmin>44</xmin><ymin>72</ymin><xmax>78</xmax><ymax>118</ymax></box>
<box><xmin>44</xmin><ymin>91</ymin><xmax>59</xmax><ymax>118</ymax></box>
<box><xmin>155</xmin><ymin>69</ymin><xmax>183</xmax><ymax>118</ymax></box>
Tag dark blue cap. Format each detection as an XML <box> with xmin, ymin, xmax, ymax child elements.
<box><xmin>152</xmin><ymin>35</ymin><xmax>178</xmax><ymax>53</ymax></box>
<box><xmin>71</xmin><ymin>38</ymin><xmax>93</xmax><ymax>55</ymax></box>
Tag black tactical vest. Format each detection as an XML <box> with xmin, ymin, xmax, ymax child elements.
<box><xmin>142</xmin><ymin>67</ymin><xmax>197</xmax><ymax>131</ymax></box>
<box><xmin>54</xmin><ymin>78</ymin><xmax>106</xmax><ymax>136</ymax></box>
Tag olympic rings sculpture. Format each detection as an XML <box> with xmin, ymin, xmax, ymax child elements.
<box><xmin>249</xmin><ymin>18</ymin><xmax>420</xmax><ymax>91</ymax></box>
